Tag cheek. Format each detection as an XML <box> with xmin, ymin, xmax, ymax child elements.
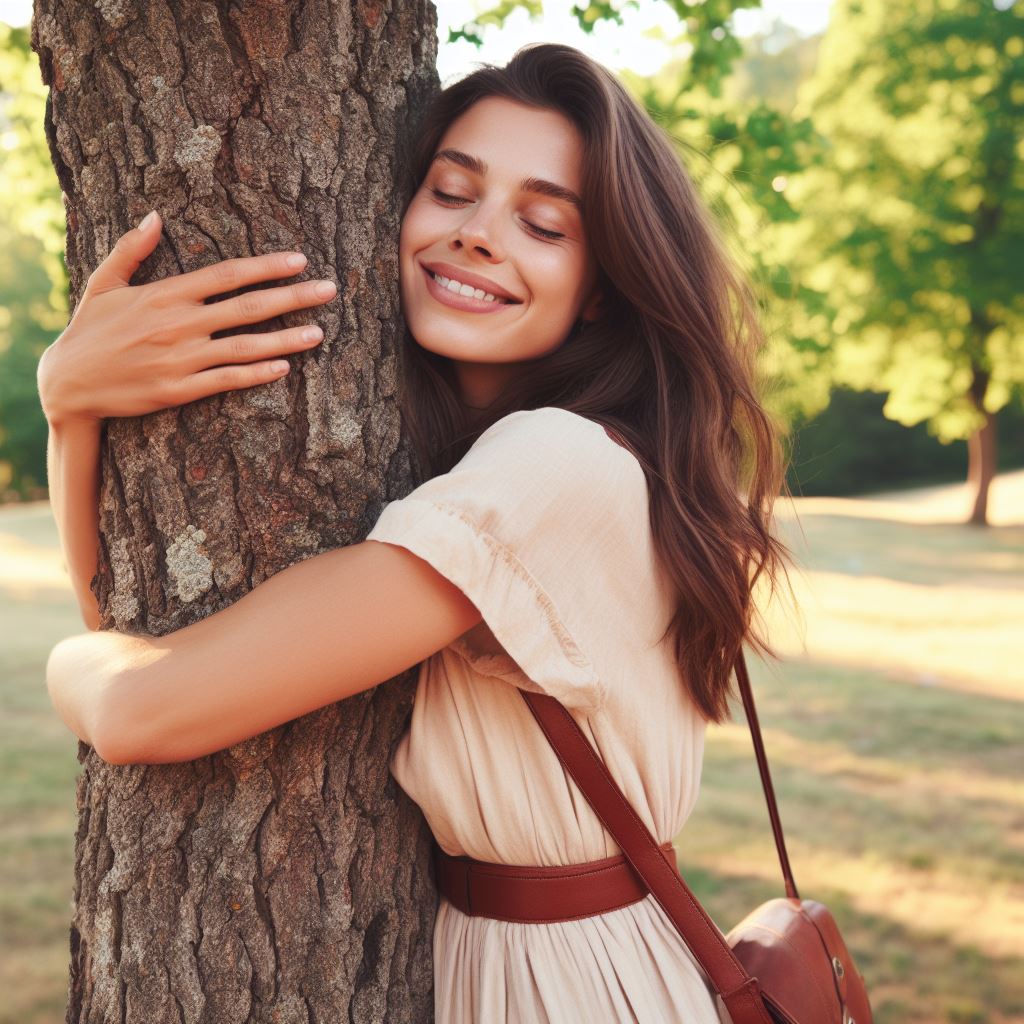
<box><xmin>400</xmin><ymin>195</ymin><xmax>430</xmax><ymax>250</ymax></box>
<box><xmin>527</xmin><ymin>249</ymin><xmax>590</xmax><ymax>306</ymax></box>
<box><xmin>401</xmin><ymin>192</ymin><xmax>454</xmax><ymax>248</ymax></box>
<box><xmin>398</xmin><ymin>202</ymin><xmax>436</xmax><ymax>290</ymax></box>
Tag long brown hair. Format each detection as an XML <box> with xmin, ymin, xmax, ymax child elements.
<box><xmin>395</xmin><ymin>43</ymin><xmax>795</xmax><ymax>724</ymax></box>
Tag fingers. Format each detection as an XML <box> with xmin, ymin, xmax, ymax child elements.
<box><xmin>167</xmin><ymin>324</ymin><xmax>324</xmax><ymax>406</ymax></box>
<box><xmin>203</xmin><ymin>323</ymin><xmax>324</xmax><ymax>369</ymax></box>
<box><xmin>166</xmin><ymin>356</ymin><xmax>295</xmax><ymax>408</ymax></box>
<box><xmin>192</xmin><ymin>276</ymin><xmax>338</xmax><ymax>337</ymax></box>
<box><xmin>88</xmin><ymin>210</ymin><xmax>163</xmax><ymax>292</ymax></box>
<box><xmin>173</xmin><ymin>250</ymin><xmax>315</xmax><ymax>304</ymax></box>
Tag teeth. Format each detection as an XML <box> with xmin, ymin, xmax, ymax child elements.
<box><xmin>431</xmin><ymin>270</ymin><xmax>506</xmax><ymax>304</ymax></box>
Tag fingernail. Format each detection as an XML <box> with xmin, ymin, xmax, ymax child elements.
<box><xmin>314</xmin><ymin>280</ymin><xmax>337</xmax><ymax>298</ymax></box>
<box><xmin>286</xmin><ymin>252</ymin><xmax>307</xmax><ymax>268</ymax></box>
<box><xmin>139</xmin><ymin>210</ymin><xmax>157</xmax><ymax>230</ymax></box>
<box><xmin>272</xmin><ymin>361</ymin><xmax>290</xmax><ymax>373</ymax></box>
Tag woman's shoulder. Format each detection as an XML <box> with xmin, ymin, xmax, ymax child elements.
<box><xmin>473</xmin><ymin>406</ymin><xmax>642</xmax><ymax>475</ymax></box>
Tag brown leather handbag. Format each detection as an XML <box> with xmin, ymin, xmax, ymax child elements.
<box><xmin>518</xmin><ymin>651</ymin><xmax>873</xmax><ymax>1024</ymax></box>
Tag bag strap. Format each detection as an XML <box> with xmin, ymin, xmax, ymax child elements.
<box><xmin>733</xmin><ymin>653</ymin><xmax>799</xmax><ymax>900</ymax></box>
<box><xmin>518</xmin><ymin>651</ymin><xmax>791</xmax><ymax>1024</ymax></box>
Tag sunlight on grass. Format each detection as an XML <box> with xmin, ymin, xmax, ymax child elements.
<box><xmin>692</xmin><ymin>724</ymin><xmax>1024</xmax><ymax>960</ymax></box>
<box><xmin>760</xmin><ymin>568</ymin><xmax>1024</xmax><ymax>701</ymax></box>
<box><xmin>789</xmin><ymin>466</ymin><xmax>1024</xmax><ymax>527</ymax></box>
<box><xmin>753</xmin><ymin>471</ymin><xmax>1024</xmax><ymax>703</ymax></box>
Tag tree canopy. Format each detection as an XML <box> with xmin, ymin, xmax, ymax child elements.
<box><xmin>794</xmin><ymin>0</ymin><xmax>1022</xmax><ymax>445</ymax></box>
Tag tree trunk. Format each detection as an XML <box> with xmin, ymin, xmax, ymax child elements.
<box><xmin>966</xmin><ymin>409</ymin><xmax>997</xmax><ymax>526</ymax></box>
<box><xmin>966</xmin><ymin>359</ymin><xmax>996</xmax><ymax>527</ymax></box>
<box><xmin>31</xmin><ymin>2</ymin><xmax>440</xmax><ymax>1021</ymax></box>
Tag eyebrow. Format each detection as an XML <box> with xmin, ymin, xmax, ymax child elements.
<box><xmin>430</xmin><ymin>148</ymin><xmax>583</xmax><ymax>212</ymax></box>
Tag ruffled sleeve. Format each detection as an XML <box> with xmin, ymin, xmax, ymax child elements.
<box><xmin>365</xmin><ymin>406</ymin><xmax>647</xmax><ymax>712</ymax></box>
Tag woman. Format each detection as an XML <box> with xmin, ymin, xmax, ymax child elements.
<box><xmin>39</xmin><ymin>43</ymin><xmax>792</xmax><ymax>1023</ymax></box>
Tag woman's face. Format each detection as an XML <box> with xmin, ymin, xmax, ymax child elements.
<box><xmin>398</xmin><ymin>96</ymin><xmax>602</xmax><ymax>411</ymax></box>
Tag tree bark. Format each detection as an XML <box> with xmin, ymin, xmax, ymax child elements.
<box><xmin>31</xmin><ymin>2</ymin><xmax>440</xmax><ymax>1020</ymax></box>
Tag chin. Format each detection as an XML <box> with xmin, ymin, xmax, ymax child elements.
<box><xmin>408</xmin><ymin>322</ymin><xmax>497</xmax><ymax>359</ymax></box>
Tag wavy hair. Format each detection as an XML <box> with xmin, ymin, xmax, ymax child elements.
<box><xmin>394</xmin><ymin>43</ymin><xmax>795</xmax><ymax>724</ymax></box>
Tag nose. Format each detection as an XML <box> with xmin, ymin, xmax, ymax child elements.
<box><xmin>451</xmin><ymin>203</ymin><xmax>504</xmax><ymax>261</ymax></box>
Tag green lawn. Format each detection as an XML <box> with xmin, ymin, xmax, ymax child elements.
<box><xmin>684</xmin><ymin>474</ymin><xmax>1024</xmax><ymax>1024</ymax></box>
<box><xmin>2</xmin><ymin>474</ymin><xmax>1022</xmax><ymax>1024</ymax></box>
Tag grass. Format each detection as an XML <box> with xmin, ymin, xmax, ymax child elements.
<box><xmin>2</xmin><ymin>470</ymin><xmax>1022</xmax><ymax>1023</ymax></box>
<box><xmin>682</xmin><ymin>470</ymin><xmax>1024</xmax><ymax>1023</ymax></box>
<box><xmin>0</xmin><ymin>509</ymin><xmax>83</xmax><ymax>1024</ymax></box>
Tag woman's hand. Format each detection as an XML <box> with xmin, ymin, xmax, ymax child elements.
<box><xmin>37</xmin><ymin>210</ymin><xmax>338</xmax><ymax>426</ymax></box>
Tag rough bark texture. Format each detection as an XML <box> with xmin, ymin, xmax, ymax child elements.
<box><xmin>31</xmin><ymin>2</ymin><xmax>441</xmax><ymax>1020</ymax></box>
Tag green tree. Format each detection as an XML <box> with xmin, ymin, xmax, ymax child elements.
<box><xmin>0</xmin><ymin>23</ymin><xmax>66</xmax><ymax>499</ymax></box>
<box><xmin>623</xmin><ymin>48</ymin><xmax>831</xmax><ymax>431</ymax></box>
<box><xmin>794</xmin><ymin>0</ymin><xmax>1023</xmax><ymax>524</ymax></box>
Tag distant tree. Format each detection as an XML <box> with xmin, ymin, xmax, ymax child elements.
<box><xmin>794</xmin><ymin>0</ymin><xmax>1023</xmax><ymax>524</ymax></box>
<box><xmin>724</xmin><ymin>18</ymin><xmax>823</xmax><ymax>113</ymax></box>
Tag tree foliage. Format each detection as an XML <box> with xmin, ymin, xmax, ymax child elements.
<box><xmin>0</xmin><ymin>23</ymin><xmax>66</xmax><ymax>498</ymax></box>
<box><xmin>447</xmin><ymin>0</ymin><xmax>835</xmax><ymax>426</ymax></box>
<box><xmin>793</xmin><ymin>0</ymin><xmax>1023</xmax><ymax>444</ymax></box>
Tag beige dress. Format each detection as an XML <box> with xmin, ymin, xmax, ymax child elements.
<box><xmin>366</xmin><ymin>407</ymin><xmax>731</xmax><ymax>1024</ymax></box>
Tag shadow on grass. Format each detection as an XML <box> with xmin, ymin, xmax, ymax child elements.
<box><xmin>745</xmin><ymin>657</ymin><xmax>1024</xmax><ymax>783</ymax></box>
<box><xmin>675</xmin><ymin>861</ymin><xmax>1024</xmax><ymax>1024</ymax></box>
<box><xmin>776</xmin><ymin>512</ymin><xmax>1024</xmax><ymax>590</ymax></box>
<box><xmin>676</xmin><ymin>652</ymin><xmax>1024</xmax><ymax>1022</ymax></box>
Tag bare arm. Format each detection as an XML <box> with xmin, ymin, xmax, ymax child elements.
<box><xmin>43</xmin><ymin>408</ymin><xmax>103</xmax><ymax>631</ymax></box>
<box><xmin>46</xmin><ymin>539</ymin><xmax>483</xmax><ymax>765</ymax></box>
<box><xmin>46</xmin><ymin>626</ymin><xmax>146</xmax><ymax>748</ymax></box>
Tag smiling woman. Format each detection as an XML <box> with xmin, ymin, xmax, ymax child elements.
<box><xmin>42</xmin><ymin>40</ymin><xmax>795</xmax><ymax>1024</ymax></box>
<box><xmin>398</xmin><ymin>95</ymin><xmax>604</xmax><ymax>411</ymax></box>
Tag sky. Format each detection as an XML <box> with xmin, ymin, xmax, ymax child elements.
<box><xmin>2</xmin><ymin>0</ymin><xmax>834</xmax><ymax>73</ymax></box>
<box><xmin>434</xmin><ymin>1</ymin><xmax>833</xmax><ymax>82</ymax></box>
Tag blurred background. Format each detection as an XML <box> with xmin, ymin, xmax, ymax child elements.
<box><xmin>1</xmin><ymin>1</ymin><xmax>1021</xmax><ymax>1021</ymax></box>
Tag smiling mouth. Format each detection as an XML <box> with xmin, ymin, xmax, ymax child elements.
<box><xmin>422</xmin><ymin>265</ymin><xmax>524</xmax><ymax>313</ymax></box>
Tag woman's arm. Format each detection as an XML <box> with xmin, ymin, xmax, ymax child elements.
<box><xmin>46</xmin><ymin>627</ymin><xmax>154</xmax><ymax>757</ymax></box>
<box><xmin>46</xmin><ymin>538</ymin><xmax>482</xmax><ymax>765</ymax></box>
<box><xmin>44</xmin><ymin>412</ymin><xmax>103</xmax><ymax>631</ymax></box>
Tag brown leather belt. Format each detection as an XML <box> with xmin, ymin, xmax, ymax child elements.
<box><xmin>433</xmin><ymin>840</ymin><xmax>678</xmax><ymax>924</ymax></box>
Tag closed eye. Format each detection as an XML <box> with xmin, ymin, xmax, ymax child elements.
<box><xmin>428</xmin><ymin>188</ymin><xmax>565</xmax><ymax>241</ymax></box>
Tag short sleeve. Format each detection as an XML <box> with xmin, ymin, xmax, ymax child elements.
<box><xmin>365</xmin><ymin>407</ymin><xmax>645</xmax><ymax>712</ymax></box>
